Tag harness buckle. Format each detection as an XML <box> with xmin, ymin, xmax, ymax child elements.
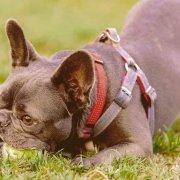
<box><xmin>146</xmin><ymin>86</ymin><xmax>157</xmax><ymax>102</ymax></box>
<box><xmin>115</xmin><ymin>86</ymin><xmax>132</xmax><ymax>109</ymax></box>
<box><xmin>98</xmin><ymin>28</ymin><xmax>120</xmax><ymax>44</ymax></box>
<box><xmin>105</xmin><ymin>28</ymin><xmax>120</xmax><ymax>43</ymax></box>
<box><xmin>125</xmin><ymin>62</ymin><xmax>141</xmax><ymax>72</ymax></box>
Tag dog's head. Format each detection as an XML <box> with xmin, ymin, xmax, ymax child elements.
<box><xmin>0</xmin><ymin>19</ymin><xmax>95</xmax><ymax>151</ymax></box>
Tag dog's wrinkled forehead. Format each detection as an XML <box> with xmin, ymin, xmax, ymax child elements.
<box><xmin>0</xmin><ymin>66</ymin><xmax>41</xmax><ymax>102</ymax></box>
<box><xmin>0</xmin><ymin>63</ymin><xmax>64</xmax><ymax>109</ymax></box>
<box><xmin>15</xmin><ymin>79</ymin><xmax>66</xmax><ymax>118</ymax></box>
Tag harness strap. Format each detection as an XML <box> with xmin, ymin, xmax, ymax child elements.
<box><xmin>93</xmin><ymin>68</ymin><xmax>138</xmax><ymax>137</ymax></box>
<box><xmin>137</xmin><ymin>72</ymin><xmax>156</xmax><ymax>134</ymax></box>
<box><xmin>115</xmin><ymin>68</ymin><xmax>138</xmax><ymax>109</ymax></box>
<box><xmin>93</xmin><ymin>28</ymin><xmax>157</xmax><ymax>136</ymax></box>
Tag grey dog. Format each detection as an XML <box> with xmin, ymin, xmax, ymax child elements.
<box><xmin>0</xmin><ymin>0</ymin><xmax>179</xmax><ymax>166</ymax></box>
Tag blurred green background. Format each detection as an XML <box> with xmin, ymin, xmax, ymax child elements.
<box><xmin>0</xmin><ymin>0</ymin><xmax>137</xmax><ymax>82</ymax></box>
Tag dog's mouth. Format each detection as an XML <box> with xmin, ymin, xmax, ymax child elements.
<box><xmin>0</xmin><ymin>127</ymin><xmax>51</xmax><ymax>152</ymax></box>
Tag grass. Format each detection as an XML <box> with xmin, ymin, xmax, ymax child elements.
<box><xmin>1</xmin><ymin>129</ymin><xmax>180</xmax><ymax>179</ymax></box>
<box><xmin>0</xmin><ymin>0</ymin><xmax>179</xmax><ymax>179</ymax></box>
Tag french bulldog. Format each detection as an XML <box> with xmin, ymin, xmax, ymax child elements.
<box><xmin>0</xmin><ymin>0</ymin><xmax>180</xmax><ymax>166</ymax></box>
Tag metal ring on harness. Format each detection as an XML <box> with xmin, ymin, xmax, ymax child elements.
<box><xmin>125</xmin><ymin>62</ymin><xmax>141</xmax><ymax>72</ymax></box>
<box><xmin>106</xmin><ymin>31</ymin><xmax>120</xmax><ymax>43</ymax></box>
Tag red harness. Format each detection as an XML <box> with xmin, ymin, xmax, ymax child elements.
<box><xmin>81</xmin><ymin>28</ymin><xmax>157</xmax><ymax>139</ymax></box>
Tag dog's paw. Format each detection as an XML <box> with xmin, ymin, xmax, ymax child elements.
<box><xmin>72</xmin><ymin>156</ymin><xmax>101</xmax><ymax>167</ymax></box>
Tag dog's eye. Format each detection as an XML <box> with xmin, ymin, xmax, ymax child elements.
<box><xmin>21</xmin><ymin>115</ymin><xmax>34</xmax><ymax>126</ymax></box>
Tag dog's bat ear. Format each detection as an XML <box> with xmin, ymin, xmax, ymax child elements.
<box><xmin>51</xmin><ymin>50</ymin><xmax>95</xmax><ymax>113</ymax></box>
<box><xmin>6</xmin><ymin>19</ymin><xmax>38</xmax><ymax>67</ymax></box>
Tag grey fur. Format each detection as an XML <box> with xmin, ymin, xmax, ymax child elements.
<box><xmin>0</xmin><ymin>0</ymin><xmax>179</xmax><ymax>166</ymax></box>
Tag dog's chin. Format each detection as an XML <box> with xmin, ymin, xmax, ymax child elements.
<box><xmin>0</xmin><ymin>124</ymin><xmax>52</xmax><ymax>151</ymax></box>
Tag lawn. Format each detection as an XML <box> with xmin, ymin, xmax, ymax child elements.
<box><xmin>1</xmin><ymin>128</ymin><xmax>180</xmax><ymax>179</ymax></box>
<box><xmin>0</xmin><ymin>0</ymin><xmax>179</xmax><ymax>179</ymax></box>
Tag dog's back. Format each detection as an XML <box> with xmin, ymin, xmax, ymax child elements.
<box><xmin>119</xmin><ymin>0</ymin><xmax>180</xmax><ymax>130</ymax></box>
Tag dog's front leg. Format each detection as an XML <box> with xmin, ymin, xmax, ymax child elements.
<box><xmin>73</xmin><ymin>140</ymin><xmax>153</xmax><ymax>166</ymax></box>
<box><xmin>73</xmin><ymin>93</ymin><xmax>153</xmax><ymax>166</ymax></box>
<box><xmin>73</xmin><ymin>84</ymin><xmax>154</xmax><ymax>167</ymax></box>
